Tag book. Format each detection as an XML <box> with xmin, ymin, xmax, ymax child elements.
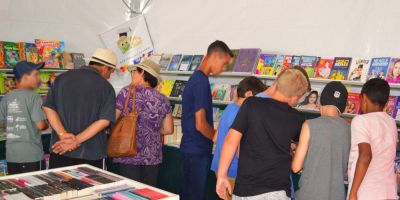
<box><xmin>233</xmin><ymin>48</ymin><xmax>260</xmax><ymax>73</ymax></box>
<box><xmin>170</xmin><ymin>80</ymin><xmax>186</xmax><ymax>97</ymax></box>
<box><xmin>211</xmin><ymin>84</ymin><xmax>229</xmax><ymax>101</ymax></box>
<box><xmin>367</xmin><ymin>57</ymin><xmax>391</xmax><ymax>80</ymax></box>
<box><xmin>71</xmin><ymin>53</ymin><xmax>86</xmax><ymax>69</ymax></box>
<box><xmin>291</xmin><ymin>56</ymin><xmax>302</xmax><ymax>67</ymax></box>
<box><xmin>132</xmin><ymin>188</ymin><xmax>169</xmax><ymax>200</ymax></box>
<box><xmin>279</xmin><ymin>55</ymin><xmax>293</xmax><ymax>74</ymax></box>
<box><xmin>35</xmin><ymin>72</ymin><xmax>53</xmax><ymax>94</ymax></box>
<box><xmin>159</xmin><ymin>53</ymin><xmax>172</xmax><ymax>71</ymax></box>
<box><xmin>0</xmin><ymin>72</ymin><xmax>16</xmax><ymax>94</ymax></box>
<box><xmin>255</xmin><ymin>54</ymin><xmax>276</xmax><ymax>75</ymax></box>
<box><xmin>329</xmin><ymin>57</ymin><xmax>352</xmax><ymax>80</ymax></box>
<box><xmin>0</xmin><ymin>42</ymin><xmax>5</xmax><ymax>68</ymax></box>
<box><xmin>178</xmin><ymin>55</ymin><xmax>193</xmax><ymax>71</ymax></box>
<box><xmin>160</xmin><ymin>80</ymin><xmax>176</xmax><ymax>97</ymax></box>
<box><xmin>384</xmin><ymin>96</ymin><xmax>397</xmax><ymax>118</ymax></box>
<box><xmin>172</xmin><ymin>104</ymin><xmax>183</xmax><ymax>118</ymax></box>
<box><xmin>315</xmin><ymin>59</ymin><xmax>334</xmax><ymax>79</ymax></box>
<box><xmin>272</xmin><ymin>54</ymin><xmax>285</xmax><ymax>76</ymax></box>
<box><xmin>62</xmin><ymin>52</ymin><xmax>74</xmax><ymax>69</ymax></box>
<box><xmin>344</xmin><ymin>93</ymin><xmax>361</xmax><ymax>114</ymax></box>
<box><xmin>347</xmin><ymin>58</ymin><xmax>371</xmax><ymax>82</ymax></box>
<box><xmin>3</xmin><ymin>41</ymin><xmax>23</xmax><ymax>68</ymax></box>
<box><xmin>300</xmin><ymin>56</ymin><xmax>320</xmax><ymax>78</ymax></box>
<box><xmin>167</xmin><ymin>54</ymin><xmax>182</xmax><ymax>71</ymax></box>
<box><xmin>24</xmin><ymin>43</ymin><xmax>39</xmax><ymax>64</ymax></box>
<box><xmin>386</xmin><ymin>58</ymin><xmax>400</xmax><ymax>84</ymax></box>
<box><xmin>35</xmin><ymin>39</ymin><xmax>65</xmax><ymax>69</ymax></box>
<box><xmin>226</xmin><ymin>49</ymin><xmax>239</xmax><ymax>72</ymax></box>
<box><xmin>393</xmin><ymin>97</ymin><xmax>400</xmax><ymax>120</ymax></box>
<box><xmin>297</xmin><ymin>89</ymin><xmax>321</xmax><ymax>111</ymax></box>
<box><xmin>189</xmin><ymin>55</ymin><xmax>204</xmax><ymax>71</ymax></box>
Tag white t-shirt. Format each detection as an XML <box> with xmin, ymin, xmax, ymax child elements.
<box><xmin>348</xmin><ymin>112</ymin><xmax>398</xmax><ymax>200</ymax></box>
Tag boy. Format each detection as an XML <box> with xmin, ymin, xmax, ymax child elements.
<box><xmin>0</xmin><ymin>61</ymin><xmax>48</xmax><ymax>175</ymax></box>
<box><xmin>216</xmin><ymin>69</ymin><xmax>309</xmax><ymax>200</ymax></box>
<box><xmin>292</xmin><ymin>81</ymin><xmax>350</xmax><ymax>200</ymax></box>
<box><xmin>180</xmin><ymin>40</ymin><xmax>233</xmax><ymax>200</ymax></box>
<box><xmin>211</xmin><ymin>77</ymin><xmax>267</xmax><ymax>199</ymax></box>
<box><xmin>347</xmin><ymin>78</ymin><xmax>397</xmax><ymax>200</ymax></box>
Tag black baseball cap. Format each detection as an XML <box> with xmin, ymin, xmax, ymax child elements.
<box><xmin>13</xmin><ymin>61</ymin><xmax>44</xmax><ymax>80</ymax></box>
<box><xmin>320</xmin><ymin>81</ymin><xmax>348</xmax><ymax>113</ymax></box>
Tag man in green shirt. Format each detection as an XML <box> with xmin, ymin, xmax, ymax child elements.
<box><xmin>0</xmin><ymin>61</ymin><xmax>48</xmax><ymax>175</ymax></box>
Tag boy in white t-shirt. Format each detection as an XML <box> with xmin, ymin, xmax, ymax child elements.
<box><xmin>347</xmin><ymin>78</ymin><xmax>398</xmax><ymax>200</ymax></box>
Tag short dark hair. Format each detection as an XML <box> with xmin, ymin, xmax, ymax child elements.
<box><xmin>361</xmin><ymin>78</ymin><xmax>390</xmax><ymax>107</ymax></box>
<box><xmin>88</xmin><ymin>61</ymin><xmax>104</xmax><ymax>66</ymax></box>
<box><xmin>237</xmin><ymin>76</ymin><xmax>267</xmax><ymax>98</ymax></box>
<box><xmin>207</xmin><ymin>40</ymin><xmax>234</xmax><ymax>57</ymax></box>
<box><xmin>136</xmin><ymin>67</ymin><xmax>158</xmax><ymax>88</ymax></box>
<box><xmin>292</xmin><ymin>66</ymin><xmax>311</xmax><ymax>91</ymax></box>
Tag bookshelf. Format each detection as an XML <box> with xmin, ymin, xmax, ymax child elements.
<box><xmin>0</xmin><ymin>68</ymin><xmax>70</xmax><ymax>73</ymax></box>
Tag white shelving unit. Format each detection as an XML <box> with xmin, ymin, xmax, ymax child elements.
<box><xmin>0</xmin><ymin>68</ymin><xmax>70</xmax><ymax>73</ymax></box>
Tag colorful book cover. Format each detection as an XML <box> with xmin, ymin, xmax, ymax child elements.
<box><xmin>189</xmin><ymin>55</ymin><xmax>204</xmax><ymax>71</ymax></box>
<box><xmin>226</xmin><ymin>49</ymin><xmax>239</xmax><ymax>72</ymax></box>
<box><xmin>167</xmin><ymin>54</ymin><xmax>182</xmax><ymax>71</ymax></box>
<box><xmin>35</xmin><ymin>72</ymin><xmax>53</xmax><ymax>94</ymax></box>
<box><xmin>386</xmin><ymin>58</ymin><xmax>400</xmax><ymax>84</ymax></box>
<box><xmin>300</xmin><ymin>56</ymin><xmax>320</xmax><ymax>78</ymax></box>
<box><xmin>0</xmin><ymin>41</ymin><xmax>5</xmax><ymax>68</ymax></box>
<box><xmin>0</xmin><ymin>72</ymin><xmax>16</xmax><ymax>94</ymax></box>
<box><xmin>223</xmin><ymin>85</ymin><xmax>232</xmax><ymax>102</ymax></box>
<box><xmin>178</xmin><ymin>55</ymin><xmax>193</xmax><ymax>71</ymax></box>
<box><xmin>347</xmin><ymin>58</ymin><xmax>371</xmax><ymax>82</ymax></box>
<box><xmin>132</xmin><ymin>188</ymin><xmax>168</xmax><ymax>200</ymax></box>
<box><xmin>255</xmin><ymin>54</ymin><xmax>276</xmax><ymax>75</ymax></box>
<box><xmin>35</xmin><ymin>39</ymin><xmax>64</xmax><ymax>69</ymax></box>
<box><xmin>233</xmin><ymin>48</ymin><xmax>260</xmax><ymax>73</ymax></box>
<box><xmin>315</xmin><ymin>59</ymin><xmax>334</xmax><ymax>79</ymax></box>
<box><xmin>279</xmin><ymin>55</ymin><xmax>293</xmax><ymax>74</ymax></box>
<box><xmin>159</xmin><ymin>53</ymin><xmax>172</xmax><ymax>71</ymax></box>
<box><xmin>24</xmin><ymin>43</ymin><xmax>39</xmax><ymax>64</ymax></box>
<box><xmin>212</xmin><ymin>84</ymin><xmax>229</xmax><ymax>101</ymax></box>
<box><xmin>291</xmin><ymin>56</ymin><xmax>302</xmax><ymax>67</ymax></box>
<box><xmin>296</xmin><ymin>89</ymin><xmax>321</xmax><ymax>111</ymax></box>
<box><xmin>393</xmin><ymin>97</ymin><xmax>400</xmax><ymax>120</ymax></box>
<box><xmin>3</xmin><ymin>41</ymin><xmax>22</xmax><ymax>68</ymax></box>
<box><xmin>230</xmin><ymin>85</ymin><xmax>238</xmax><ymax>102</ymax></box>
<box><xmin>329</xmin><ymin>57</ymin><xmax>352</xmax><ymax>80</ymax></box>
<box><xmin>272</xmin><ymin>54</ymin><xmax>285</xmax><ymax>76</ymax></box>
<box><xmin>367</xmin><ymin>57</ymin><xmax>391</xmax><ymax>81</ymax></box>
<box><xmin>170</xmin><ymin>80</ymin><xmax>186</xmax><ymax>97</ymax></box>
<box><xmin>160</xmin><ymin>80</ymin><xmax>176</xmax><ymax>97</ymax></box>
<box><xmin>344</xmin><ymin>93</ymin><xmax>361</xmax><ymax>114</ymax></box>
<box><xmin>384</xmin><ymin>96</ymin><xmax>396</xmax><ymax>118</ymax></box>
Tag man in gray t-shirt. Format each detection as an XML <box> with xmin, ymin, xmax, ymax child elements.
<box><xmin>0</xmin><ymin>61</ymin><xmax>48</xmax><ymax>175</ymax></box>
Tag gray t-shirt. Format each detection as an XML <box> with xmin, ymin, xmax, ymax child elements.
<box><xmin>0</xmin><ymin>89</ymin><xmax>47</xmax><ymax>163</ymax></box>
<box><xmin>295</xmin><ymin>116</ymin><xmax>350</xmax><ymax>200</ymax></box>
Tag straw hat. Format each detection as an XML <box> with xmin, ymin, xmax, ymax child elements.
<box><xmin>88</xmin><ymin>48</ymin><xmax>117</xmax><ymax>69</ymax></box>
<box><xmin>129</xmin><ymin>59</ymin><xmax>162</xmax><ymax>83</ymax></box>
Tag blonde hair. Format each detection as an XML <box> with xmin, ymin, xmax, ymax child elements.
<box><xmin>276</xmin><ymin>69</ymin><xmax>308</xmax><ymax>98</ymax></box>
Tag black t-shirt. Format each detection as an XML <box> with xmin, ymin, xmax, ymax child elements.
<box><xmin>231</xmin><ymin>97</ymin><xmax>305</xmax><ymax>197</ymax></box>
<box><xmin>44</xmin><ymin>66</ymin><xmax>116</xmax><ymax>160</ymax></box>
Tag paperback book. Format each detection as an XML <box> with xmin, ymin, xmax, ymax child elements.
<box><xmin>211</xmin><ymin>84</ymin><xmax>230</xmax><ymax>101</ymax></box>
<box><xmin>300</xmin><ymin>56</ymin><xmax>320</xmax><ymax>78</ymax></box>
<box><xmin>178</xmin><ymin>55</ymin><xmax>193</xmax><ymax>71</ymax></box>
<box><xmin>291</xmin><ymin>56</ymin><xmax>302</xmax><ymax>67</ymax></box>
<box><xmin>159</xmin><ymin>53</ymin><xmax>172</xmax><ymax>71</ymax></box>
<box><xmin>24</xmin><ymin>43</ymin><xmax>39</xmax><ymax>64</ymax></box>
<box><xmin>170</xmin><ymin>80</ymin><xmax>187</xmax><ymax>98</ymax></box>
<box><xmin>160</xmin><ymin>80</ymin><xmax>176</xmax><ymax>97</ymax></box>
<box><xmin>386</xmin><ymin>58</ymin><xmax>400</xmax><ymax>84</ymax></box>
<box><xmin>272</xmin><ymin>54</ymin><xmax>285</xmax><ymax>76</ymax></box>
<box><xmin>344</xmin><ymin>93</ymin><xmax>361</xmax><ymax>114</ymax></box>
<box><xmin>384</xmin><ymin>96</ymin><xmax>397</xmax><ymax>118</ymax></box>
<box><xmin>35</xmin><ymin>39</ymin><xmax>65</xmax><ymax>69</ymax></box>
<box><xmin>0</xmin><ymin>72</ymin><xmax>16</xmax><ymax>94</ymax></box>
<box><xmin>71</xmin><ymin>53</ymin><xmax>86</xmax><ymax>69</ymax></box>
<box><xmin>226</xmin><ymin>49</ymin><xmax>239</xmax><ymax>72</ymax></box>
<box><xmin>0</xmin><ymin>42</ymin><xmax>5</xmax><ymax>68</ymax></box>
<box><xmin>172</xmin><ymin>104</ymin><xmax>182</xmax><ymax>118</ymax></box>
<box><xmin>3</xmin><ymin>41</ymin><xmax>23</xmax><ymax>68</ymax></box>
<box><xmin>347</xmin><ymin>58</ymin><xmax>371</xmax><ymax>82</ymax></box>
<box><xmin>367</xmin><ymin>57</ymin><xmax>391</xmax><ymax>80</ymax></box>
<box><xmin>233</xmin><ymin>48</ymin><xmax>261</xmax><ymax>73</ymax></box>
<box><xmin>393</xmin><ymin>98</ymin><xmax>400</xmax><ymax>120</ymax></box>
<box><xmin>255</xmin><ymin>54</ymin><xmax>276</xmax><ymax>75</ymax></box>
<box><xmin>280</xmin><ymin>55</ymin><xmax>293</xmax><ymax>74</ymax></box>
<box><xmin>315</xmin><ymin>59</ymin><xmax>334</xmax><ymax>79</ymax></box>
<box><xmin>329</xmin><ymin>57</ymin><xmax>352</xmax><ymax>80</ymax></box>
<box><xmin>167</xmin><ymin>54</ymin><xmax>182</xmax><ymax>71</ymax></box>
<box><xmin>62</xmin><ymin>52</ymin><xmax>74</xmax><ymax>69</ymax></box>
<box><xmin>189</xmin><ymin>55</ymin><xmax>204</xmax><ymax>71</ymax></box>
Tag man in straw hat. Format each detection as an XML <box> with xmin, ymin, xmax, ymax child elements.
<box><xmin>43</xmin><ymin>48</ymin><xmax>117</xmax><ymax>169</ymax></box>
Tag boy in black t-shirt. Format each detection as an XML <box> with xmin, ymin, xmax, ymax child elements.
<box><xmin>216</xmin><ymin>69</ymin><xmax>309</xmax><ymax>200</ymax></box>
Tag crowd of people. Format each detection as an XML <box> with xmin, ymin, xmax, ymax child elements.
<box><xmin>0</xmin><ymin>40</ymin><xmax>398</xmax><ymax>200</ymax></box>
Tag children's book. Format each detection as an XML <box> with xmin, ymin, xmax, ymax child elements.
<box><xmin>272</xmin><ymin>54</ymin><xmax>285</xmax><ymax>76</ymax></box>
<box><xmin>212</xmin><ymin>84</ymin><xmax>230</xmax><ymax>101</ymax></box>
<box><xmin>170</xmin><ymin>80</ymin><xmax>187</xmax><ymax>98</ymax></box>
<box><xmin>24</xmin><ymin>43</ymin><xmax>39</xmax><ymax>64</ymax></box>
<box><xmin>291</xmin><ymin>56</ymin><xmax>302</xmax><ymax>67</ymax></box>
<box><xmin>62</xmin><ymin>52</ymin><xmax>74</xmax><ymax>69</ymax></box>
<box><xmin>178</xmin><ymin>55</ymin><xmax>193</xmax><ymax>71</ymax></box>
<box><xmin>189</xmin><ymin>55</ymin><xmax>204</xmax><ymax>71</ymax></box>
<box><xmin>35</xmin><ymin>72</ymin><xmax>53</xmax><ymax>94</ymax></box>
<box><xmin>159</xmin><ymin>53</ymin><xmax>172</xmax><ymax>71</ymax></box>
<box><xmin>226</xmin><ymin>49</ymin><xmax>239</xmax><ymax>72</ymax></box>
<box><xmin>255</xmin><ymin>54</ymin><xmax>276</xmax><ymax>75</ymax></box>
<box><xmin>167</xmin><ymin>54</ymin><xmax>182</xmax><ymax>71</ymax></box>
<box><xmin>367</xmin><ymin>57</ymin><xmax>391</xmax><ymax>81</ymax></box>
<box><xmin>0</xmin><ymin>72</ymin><xmax>16</xmax><ymax>94</ymax></box>
<box><xmin>0</xmin><ymin>42</ymin><xmax>5</xmax><ymax>68</ymax></box>
<box><xmin>160</xmin><ymin>80</ymin><xmax>176</xmax><ymax>97</ymax></box>
<box><xmin>300</xmin><ymin>56</ymin><xmax>320</xmax><ymax>78</ymax></box>
<box><xmin>347</xmin><ymin>58</ymin><xmax>371</xmax><ymax>82</ymax></box>
<box><xmin>3</xmin><ymin>41</ymin><xmax>23</xmax><ymax>68</ymax></box>
<box><xmin>279</xmin><ymin>55</ymin><xmax>293</xmax><ymax>74</ymax></box>
<box><xmin>393</xmin><ymin>97</ymin><xmax>400</xmax><ymax>120</ymax></box>
<box><xmin>315</xmin><ymin>59</ymin><xmax>334</xmax><ymax>79</ymax></box>
<box><xmin>386</xmin><ymin>58</ymin><xmax>400</xmax><ymax>84</ymax></box>
<box><xmin>344</xmin><ymin>93</ymin><xmax>361</xmax><ymax>114</ymax></box>
<box><xmin>384</xmin><ymin>96</ymin><xmax>397</xmax><ymax>118</ymax></box>
<box><xmin>71</xmin><ymin>53</ymin><xmax>86</xmax><ymax>69</ymax></box>
<box><xmin>329</xmin><ymin>57</ymin><xmax>352</xmax><ymax>80</ymax></box>
<box><xmin>35</xmin><ymin>39</ymin><xmax>64</xmax><ymax>69</ymax></box>
<box><xmin>233</xmin><ymin>48</ymin><xmax>260</xmax><ymax>73</ymax></box>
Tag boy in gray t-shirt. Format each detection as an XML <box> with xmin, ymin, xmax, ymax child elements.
<box><xmin>292</xmin><ymin>81</ymin><xmax>350</xmax><ymax>200</ymax></box>
<box><xmin>0</xmin><ymin>61</ymin><xmax>48</xmax><ymax>175</ymax></box>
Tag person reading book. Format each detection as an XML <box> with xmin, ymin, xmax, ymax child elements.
<box><xmin>216</xmin><ymin>69</ymin><xmax>308</xmax><ymax>200</ymax></box>
<box><xmin>211</xmin><ymin>76</ymin><xmax>266</xmax><ymax>200</ymax></box>
<box><xmin>347</xmin><ymin>78</ymin><xmax>397</xmax><ymax>200</ymax></box>
<box><xmin>0</xmin><ymin>61</ymin><xmax>48</xmax><ymax>175</ymax></box>
<box><xmin>180</xmin><ymin>40</ymin><xmax>233</xmax><ymax>200</ymax></box>
<box><xmin>292</xmin><ymin>81</ymin><xmax>350</xmax><ymax>200</ymax></box>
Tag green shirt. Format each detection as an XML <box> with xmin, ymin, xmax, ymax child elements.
<box><xmin>0</xmin><ymin>89</ymin><xmax>47</xmax><ymax>163</ymax></box>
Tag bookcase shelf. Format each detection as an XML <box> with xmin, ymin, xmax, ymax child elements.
<box><xmin>0</xmin><ymin>68</ymin><xmax>70</xmax><ymax>73</ymax></box>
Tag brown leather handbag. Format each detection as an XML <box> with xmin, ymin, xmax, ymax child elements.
<box><xmin>107</xmin><ymin>85</ymin><xmax>139</xmax><ymax>157</ymax></box>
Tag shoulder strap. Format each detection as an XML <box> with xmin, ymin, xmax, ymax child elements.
<box><xmin>122</xmin><ymin>85</ymin><xmax>136</xmax><ymax>114</ymax></box>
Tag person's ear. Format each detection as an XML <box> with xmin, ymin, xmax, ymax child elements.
<box><xmin>244</xmin><ymin>91</ymin><xmax>253</xmax><ymax>98</ymax></box>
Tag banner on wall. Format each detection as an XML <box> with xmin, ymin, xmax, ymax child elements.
<box><xmin>100</xmin><ymin>15</ymin><xmax>154</xmax><ymax>92</ymax></box>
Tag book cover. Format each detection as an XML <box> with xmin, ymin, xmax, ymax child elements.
<box><xmin>393</xmin><ymin>97</ymin><xmax>400</xmax><ymax>120</ymax></box>
<box><xmin>347</xmin><ymin>58</ymin><xmax>371</xmax><ymax>82</ymax></box>
<box><xmin>133</xmin><ymin>188</ymin><xmax>168</xmax><ymax>200</ymax></box>
<box><xmin>189</xmin><ymin>55</ymin><xmax>204</xmax><ymax>71</ymax></box>
<box><xmin>300</xmin><ymin>56</ymin><xmax>320</xmax><ymax>78</ymax></box>
<box><xmin>384</xmin><ymin>96</ymin><xmax>396</xmax><ymax>118</ymax></box>
<box><xmin>24</xmin><ymin>43</ymin><xmax>39</xmax><ymax>64</ymax></box>
<box><xmin>367</xmin><ymin>57</ymin><xmax>391</xmax><ymax>80</ymax></box>
<box><xmin>35</xmin><ymin>39</ymin><xmax>64</xmax><ymax>69</ymax></box>
<box><xmin>71</xmin><ymin>53</ymin><xmax>86</xmax><ymax>69</ymax></box>
<box><xmin>0</xmin><ymin>72</ymin><xmax>16</xmax><ymax>94</ymax></box>
<box><xmin>272</xmin><ymin>54</ymin><xmax>285</xmax><ymax>76</ymax></box>
<box><xmin>0</xmin><ymin>41</ymin><xmax>5</xmax><ymax>68</ymax></box>
<box><xmin>329</xmin><ymin>57</ymin><xmax>352</xmax><ymax>80</ymax></box>
<box><xmin>315</xmin><ymin>59</ymin><xmax>334</xmax><ymax>79</ymax></box>
<box><xmin>3</xmin><ymin>41</ymin><xmax>22</xmax><ymax>68</ymax></box>
<box><xmin>62</xmin><ymin>52</ymin><xmax>74</xmax><ymax>69</ymax></box>
<box><xmin>172</xmin><ymin>104</ymin><xmax>182</xmax><ymax>118</ymax></box>
<box><xmin>233</xmin><ymin>48</ymin><xmax>261</xmax><ymax>73</ymax></box>
<box><xmin>291</xmin><ymin>56</ymin><xmax>302</xmax><ymax>67</ymax></box>
<box><xmin>226</xmin><ymin>49</ymin><xmax>239</xmax><ymax>72</ymax></box>
<box><xmin>170</xmin><ymin>80</ymin><xmax>186</xmax><ymax>98</ymax></box>
<box><xmin>223</xmin><ymin>85</ymin><xmax>232</xmax><ymax>102</ymax></box>
<box><xmin>230</xmin><ymin>85</ymin><xmax>238</xmax><ymax>102</ymax></box>
<box><xmin>211</xmin><ymin>84</ymin><xmax>229</xmax><ymax>101</ymax></box>
<box><xmin>386</xmin><ymin>58</ymin><xmax>400</xmax><ymax>84</ymax></box>
<box><xmin>35</xmin><ymin>72</ymin><xmax>53</xmax><ymax>94</ymax></box>
<box><xmin>160</xmin><ymin>80</ymin><xmax>176</xmax><ymax>97</ymax></box>
<box><xmin>279</xmin><ymin>55</ymin><xmax>293</xmax><ymax>75</ymax></box>
<box><xmin>159</xmin><ymin>53</ymin><xmax>172</xmax><ymax>71</ymax></box>
<box><xmin>255</xmin><ymin>54</ymin><xmax>276</xmax><ymax>75</ymax></box>
<box><xmin>178</xmin><ymin>55</ymin><xmax>193</xmax><ymax>71</ymax></box>
<box><xmin>167</xmin><ymin>54</ymin><xmax>182</xmax><ymax>71</ymax></box>
<box><xmin>297</xmin><ymin>89</ymin><xmax>320</xmax><ymax>111</ymax></box>
<box><xmin>344</xmin><ymin>93</ymin><xmax>361</xmax><ymax>114</ymax></box>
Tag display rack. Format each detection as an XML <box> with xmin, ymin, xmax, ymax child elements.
<box><xmin>0</xmin><ymin>68</ymin><xmax>70</xmax><ymax>73</ymax></box>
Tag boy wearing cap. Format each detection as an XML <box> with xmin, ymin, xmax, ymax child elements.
<box><xmin>347</xmin><ymin>79</ymin><xmax>397</xmax><ymax>200</ymax></box>
<box><xmin>292</xmin><ymin>81</ymin><xmax>350</xmax><ymax>200</ymax></box>
<box><xmin>0</xmin><ymin>61</ymin><xmax>48</xmax><ymax>175</ymax></box>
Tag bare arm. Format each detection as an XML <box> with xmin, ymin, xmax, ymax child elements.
<box><xmin>348</xmin><ymin>143</ymin><xmax>372</xmax><ymax>200</ymax></box>
<box><xmin>43</xmin><ymin>107</ymin><xmax>67</xmax><ymax>137</ymax></box>
<box><xmin>161</xmin><ymin>113</ymin><xmax>174</xmax><ymax>135</ymax></box>
<box><xmin>76</xmin><ymin>119</ymin><xmax>111</xmax><ymax>144</ymax></box>
<box><xmin>292</xmin><ymin>122</ymin><xmax>310</xmax><ymax>173</ymax></box>
<box><xmin>36</xmin><ymin>120</ymin><xmax>48</xmax><ymax>131</ymax></box>
<box><xmin>195</xmin><ymin>108</ymin><xmax>215</xmax><ymax>140</ymax></box>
